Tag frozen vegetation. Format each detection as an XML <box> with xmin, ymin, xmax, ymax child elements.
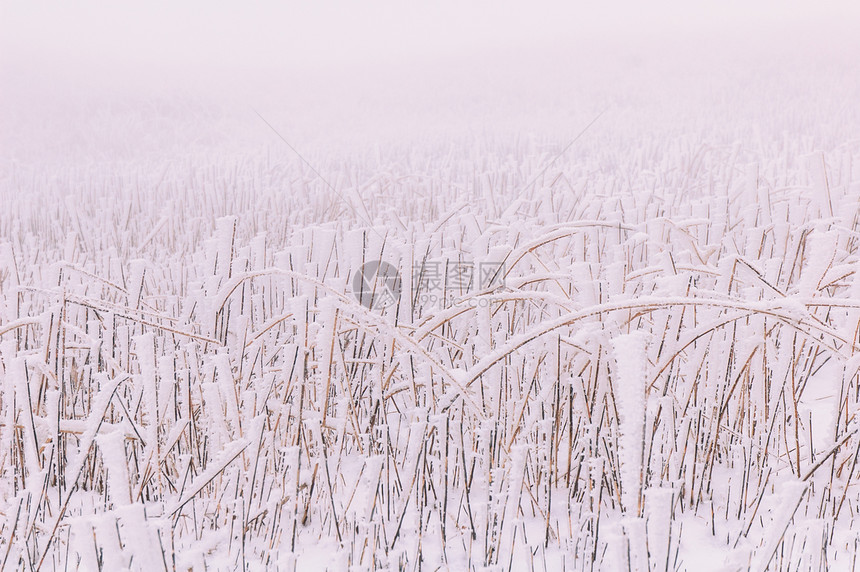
<box><xmin>2</xmin><ymin>5</ymin><xmax>860</xmax><ymax>570</ymax></box>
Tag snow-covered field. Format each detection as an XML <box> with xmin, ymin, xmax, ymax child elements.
<box><xmin>3</xmin><ymin>3</ymin><xmax>860</xmax><ymax>570</ymax></box>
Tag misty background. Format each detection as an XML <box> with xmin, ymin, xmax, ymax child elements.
<box><xmin>2</xmin><ymin>1</ymin><xmax>859</xmax><ymax>165</ymax></box>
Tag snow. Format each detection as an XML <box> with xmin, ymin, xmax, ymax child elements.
<box><xmin>2</xmin><ymin>2</ymin><xmax>860</xmax><ymax>570</ymax></box>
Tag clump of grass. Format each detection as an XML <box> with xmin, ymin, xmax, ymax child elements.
<box><xmin>2</xmin><ymin>115</ymin><xmax>860</xmax><ymax>571</ymax></box>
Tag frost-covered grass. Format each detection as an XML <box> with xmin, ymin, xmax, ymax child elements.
<box><xmin>2</xmin><ymin>37</ymin><xmax>860</xmax><ymax>571</ymax></box>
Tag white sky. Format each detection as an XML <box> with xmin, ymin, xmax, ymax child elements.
<box><xmin>1</xmin><ymin>1</ymin><xmax>858</xmax><ymax>161</ymax></box>
<box><xmin>3</xmin><ymin>1</ymin><xmax>857</xmax><ymax>73</ymax></box>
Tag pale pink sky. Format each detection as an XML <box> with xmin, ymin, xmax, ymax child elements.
<box><xmin>2</xmin><ymin>1</ymin><xmax>858</xmax><ymax>163</ymax></box>
<box><xmin>3</xmin><ymin>1</ymin><xmax>857</xmax><ymax>73</ymax></box>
